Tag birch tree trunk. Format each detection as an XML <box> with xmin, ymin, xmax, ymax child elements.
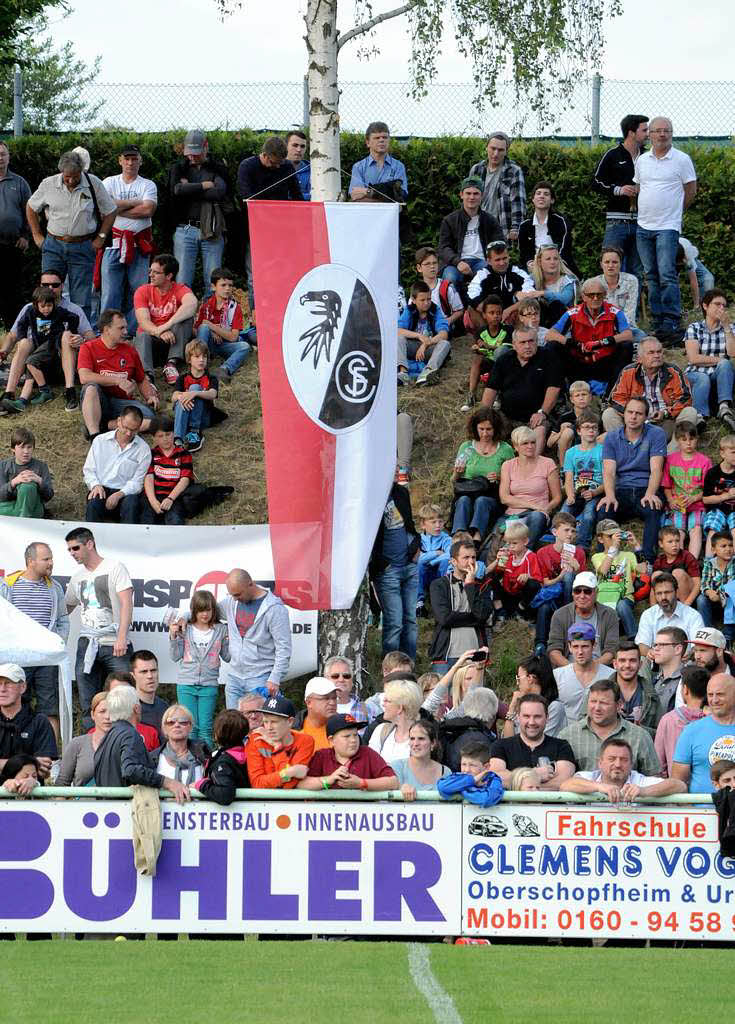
<box><xmin>318</xmin><ymin>578</ymin><xmax>372</xmax><ymax>697</ymax></box>
<box><xmin>305</xmin><ymin>0</ymin><xmax>341</xmax><ymax>202</ymax></box>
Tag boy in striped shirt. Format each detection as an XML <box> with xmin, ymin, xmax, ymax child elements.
<box><xmin>141</xmin><ymin>416</ymin><xmax>193</xmax><ymax>526</ymax></box>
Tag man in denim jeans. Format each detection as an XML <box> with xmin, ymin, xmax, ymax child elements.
<box><xmin>369</xmin><ymin>480</ymin><xmax>420</xmax><ymax>660</ymax></box>
<box><xmin>167</xmin><ymin>131</ymin><xmax>229</xmax><ymax>298</ymax></box>
<box><xmin>634</xmin><ymin>117</ymin><xmax>697</xmax><ymax>346</ymax></box>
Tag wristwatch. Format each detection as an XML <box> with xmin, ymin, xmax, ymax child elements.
<box><xmin>97</xmin><ymin>232</ymin><xmax>107</xmax><ymax>238</ymax></box>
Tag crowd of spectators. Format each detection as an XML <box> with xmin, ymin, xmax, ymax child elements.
<box><xmin>1</xmin><ymin>113</ymin><xmax>734</xmax><ymax>808</ymax></box>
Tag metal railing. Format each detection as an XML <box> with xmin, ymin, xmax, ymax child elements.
<box><xmin>8</xmin><ymin>76</ymin><xmax>735</xmax><ymax>139</ymax></box>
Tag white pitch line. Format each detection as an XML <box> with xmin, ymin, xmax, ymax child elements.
<box><xmin>407</xmin><ymin>943</ymin><xmax>464</xmax><ymax>1024</ymax></box>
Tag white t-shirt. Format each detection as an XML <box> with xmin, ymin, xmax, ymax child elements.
<box><xmin>533</xmin><ymin>211</ymin><xmax>552</xmax><ymax>249</ymax></box>
<box><xmin>553</xmin><ymin>662</ymin><xmax>615</xmax><ymax>721</ymax></box>
<box><xmin>633</xmin><ymin>147</ymin><xmax>696</xmax><ymax>232</ymax></box>
<box><xmin>430</xmin><ymin>279</ymin><xmax>463</xmax><ymax>313</ymax></box>
<box><xmin>461</xmin><ymin>215</ymin><xmax>483</xmax><ymax>260</ymax></box>
<box><xmin>369</xmin><ymin>724</ymin><xmax>410</xmax><ymax>762</ymax></box>
<box><xmin>576</xmin><ymin>769</ymin><xmax>662</xmax><ymax>788</ymax></box>
<box><xmin>191</xmin><ymin>626</ymin><xmax>214</xmax><ymax>652</ymax></box>
<box><xmin>678</xmin><ymin>236</ymin><xmax>698</xmax><ymax>270</ymax></box>
<box><xmin>66</xmin><ymin>559</ymin><xmax>133</xmax><ymax>640</ymax></box>
<box><xmin>102</xmin><ymin>173</ymin><xmax>157</xmax><ymax>239</ymax></box>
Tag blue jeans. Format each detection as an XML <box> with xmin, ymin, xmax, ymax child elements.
<box><xmin>100</xmin><ymin>247</ymin><xmax>151</xmax><ymax>335</ymax></box>
<box><xmin>42</xmin><ymin>235</ymin><xmax>95</xmax><ymax>321</ymax></box>
<box><xmin>85</xmin><ymin>486</ymin><xmax>140</xmax><ymax>525</ymax></box>
<box><xmin>173</xmin><ymin>225</ymin><xmax>224</xmax><ymax>297</ymax></box>
<box><xmin>452</xmin><ymin>495</ymin><xmax>500</xmax><ymax>538</ymax></box>
<box><xmin>177</xmin><ymin>684</ymin><xmax>219</xmax><ymax>746</ymax></box>
<box><xmin>442</xmin><ymin>257</ymin><xmax>487</xmax><ymax>286</ymax></box>
<box><xmin>417</xmin><ymin>556</ymin><xmax>449</xmax><ymax>602</ymax></box>
<box><xmin>617</xmin><ymin>597</ymin><xmax>637</xmax><ymax>638</ymax></box>
<box><xmin>694</xmin><ymin>260</ymin><xmax>714</xmax><ymax>296</ymax></box>
<box><xmin>603</xmin><ymin>220</ymin><xmax>644</xmax><ymax>287</ymax></box>
<box><xmin>636</xmin><ymin>227</ymin><xmax>681</xmax><ymax>331</ymax></box>
<box><xmin>173</xmin><ymin>382</ymin><xmax>211</xmax><ymax>439</ymax></box>
<box><xmin>374</xmin><ymin>562</ymin><xmax>418</xmax><ymax>660</ymax></box>
<box><xmin>534</xmin><ymin>571</ymin><xmax>575</xmax><ymax>645</ymax></box>
<box><xmin>687</xmin><ymin>361</ymin><xmax>735</xmax><ymax>417</ymax></box>
<box><xmin>613</xmin><ymin>487</ymin><xmax>662</xmax><ymax>564</ymax></box>
<box><xmin>197</xmin><ymin>323</ymin><xmax>253</xmax><ymax>375</ymax></box>
<box><xmin>75</xmin><ymin>638</ymin><xmax>132</xmax><ymax>730</ymax></box>
<box><xmin>503</xmin><ymin>510</ymin><xmax>549</xmax><ymax>550</ymax></box>
<box><xmin>225</xmin><ymin>671</ymin><xmax>272</xmax><ymax>709</ymax></box>
<box><xmin>561</xmin><ymin>496</ymin><xmax>599</xmax><ymax>549</ymax></box>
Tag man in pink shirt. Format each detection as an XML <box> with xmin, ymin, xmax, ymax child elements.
<box><xmin>654</xmin><ymin>664</ymin><xmax>707</xmax><ymax>776</ymax></box>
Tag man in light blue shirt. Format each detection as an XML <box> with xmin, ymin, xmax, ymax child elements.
<box><xmin>349</xmin><ymin>121</ymin><xmax>408</xmax><ymax>201</ymax></box>
<box><xmin>672</xmin><ymin>671</ymin><xmax>735</xmax><ymax>792</ymax></box>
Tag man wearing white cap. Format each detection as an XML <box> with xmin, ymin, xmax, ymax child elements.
<box><xmin>0</xmin><ymin>664</ymin><xmax>57</xmax><ymax>778</ymax></box>
<box><xmin>547</xmin><ymin>571</ymin><xmax>620</xmax><ymax>668</ymax></box>
<box><xmin>293</xmin><ymin>677</ymin><xmax>338</xmax><ymax>752</ymax></box>
<box><xmin>692</xmin><ymin>626</ymin><xmax>731</xmax><ymax>678</ymax></box>
<box><xmin>635</xmin><ymin>571</ymin><xmax>704</xmax><ymax>659</ymax></box>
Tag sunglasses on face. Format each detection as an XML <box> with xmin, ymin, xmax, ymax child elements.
<box><xmin>573</xmin><ymin>587</ymin><xmax>594</xmax><ymax>595</ymax></box>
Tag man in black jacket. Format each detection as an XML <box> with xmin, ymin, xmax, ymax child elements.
<box><xmin>0</xmin><ymin>663</ymin><xmax>57</xmax><ymax>779</ymax></box>
<box><xmin>428</xmin><ymin>541</ymin><xmax>494</xmax><ymax>673</ymax></box>
<box><xmin>167</xmin><ymin>130</ymin><xmax>231</xmax><ymax>296</ymax></box>
<box><xmin>593</xmin><ymin>114</ymin><xmax>649</xmax><ymax>284</ymax></box>
<box><xmin>94</xmin><ymin>684</ymin><xmax>190</xmax><ymax>802</ymax></box>
<box><xmin>369</xmin><ymin>481</ymin><xmax>420</xmax><ymax>661</ymax></box>
<box><xmin>517</xmin><ymin>181</ymin><xmax>579</xmax><ymax>277</ymax></box>
<box><xmin>438</xmin><ymin>177</ymin><xmax>504</xmax><ymax>298</ymax></box>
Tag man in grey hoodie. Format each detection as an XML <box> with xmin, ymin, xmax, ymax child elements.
<box><xmin>218</xmin><ymin>569</ymin><xmax>292</xmax><ymax>709</ymax></box>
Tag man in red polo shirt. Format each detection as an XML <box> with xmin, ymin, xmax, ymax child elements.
<box><xmin>78</xmin><ymin>308</ymin><xmax>159</xmax><ymax>440</ymax></box>
<box><xmin>546</xmin><ymin>276</ymin><xmax>633</xmax><ymax>387</ymax></box>
<box><xmin>300</xmin><ymin>714</ymin><xmax>398</xmax><ymax>791</ymax></box>
<box><xmin>133</xmin><ymin>252</ymin><xmax>197</xmax><ymax>385</ymax></box>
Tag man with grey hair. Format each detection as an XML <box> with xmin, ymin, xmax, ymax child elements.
<box><xmin>26</xmin><ymin>151</ymin><xmax>117</xmax><ymax>320</ymax></box>
<box><xmin>546</xmin><ymin>276</ymin><xmax>633</xmax><ymax>387</ymax></box>
<box><xmin>468</xmin><ymin>133</ymin><xmax>526</xmax><ymax>241</ymax></box>
<box><xmin>0</xmin><ymin>141</ymin><xmax>31</xmax><ymax>332</ymax></box>
<box><xmin>0</xmin><ymin>541</ymin><xmax>69</xmax><ymax>744</ymax></box>
<box><xmin>634</xmin><ymin>117</ymin><xmax>697</xmax><ymax>347</ymax></box>
<box><xmin>93</xmin><ymin>684</ymin><xmax>190</xmax><ymax>801</ymax></box>
<box><xmin>323</xmin><ymin>655</ymin><xmax>367</xmax><ymax>721</ymax></box>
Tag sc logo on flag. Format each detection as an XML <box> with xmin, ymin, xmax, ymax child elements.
<box><xmin>282</xmin><ymin>263</ymin><xmax>383</xmax><ymax>434</ymax></box>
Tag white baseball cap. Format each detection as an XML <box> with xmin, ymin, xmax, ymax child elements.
<box><xmin>304</xmin><ymin>676</ymin><xmax>338</xmax><ymax>698</ymax></box>
<box><xmin>0</xmin><ymin>663</ymin><xmax>26</xmax><ymax>683</ymax></box>
<box><xmin>572</xmin><ymin>572</ymin><xmax>598</xmax><ymax>590</ymax></box>
<box><xmin>693</xmin><ymin>628</ymin><xmax>727</xmax><ymax>650</ymax></box>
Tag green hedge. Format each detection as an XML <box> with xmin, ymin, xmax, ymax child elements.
<box><xmin>6</xmin><ymin>131</ymin><xmax>735</xmax><ymax>294</ymax></box>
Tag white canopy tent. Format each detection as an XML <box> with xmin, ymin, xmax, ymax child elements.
<box><xmin>0</xmin><ymin>595</ymin><xmax>73</xmax><ymax>745</ymax></box>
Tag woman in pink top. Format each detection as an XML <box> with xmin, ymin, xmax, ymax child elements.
<box><xmin>499</xmin><ymin>425</ymin><xmax>562</xmax><ymax>548</ymax></box>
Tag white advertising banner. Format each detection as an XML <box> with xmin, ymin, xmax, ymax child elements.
<box><xmin>462</xmin><ymin>802</ymin><xmax>735</xmax><ymax>941</ymax></box>
<box><xmin>0</xmin><ymin>800</ymin><xmax>462</xmax><ymax>935</ymax></box>
<box><xmin>0</xmin><ymin>520</ymin><xmax>318</xmax><ymax>685</ymax></box>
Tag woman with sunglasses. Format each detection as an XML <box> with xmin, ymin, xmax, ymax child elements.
<box><xmin>502</xmin><ymin>653</ymin><xmax>567</xmax><ymax>738</ymax></box>
<box><xmin>498</xmin><ymin>425</ymin><xmax>562</xmax><ymax>549</ymax></box>
<box><xmin>522</xmin><ymin>243</ymin><xmax>579</xmax><ymax>326</ymax></box>
<box><xmin>150</xmin><ymin>704</ymin><xmax>208</xmax><ymax>785</ymax></box>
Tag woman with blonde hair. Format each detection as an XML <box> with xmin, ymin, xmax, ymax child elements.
<box><xmin>57</xmin><ymin>692</ymin><xmax>113</xmax><ymax>786</ymax></box>
<box><xmin>150</xmin><ymin>704</ymin><xmax>209</xmax><ymax>784</ymax></box>
<box><xmin>368</xmin><ymin>678</ymin><xmax>423</xmax><ymax>762</ymax></box>
<box><xmin>522</xmin><ymin>243</ymin><xmax>578</xmax><ymax>324</ymax></box>
<box><xmin>498</xmin><ymin>425</ymin><xmax>561</xmax><ymax>548</ymax></box>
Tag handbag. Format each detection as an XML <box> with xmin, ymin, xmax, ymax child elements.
<box><xmin>453</xmin><ymin>477</ymin><xmax>492</xmax><ymax>497</ymax></box>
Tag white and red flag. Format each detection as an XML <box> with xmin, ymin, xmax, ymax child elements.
<box><xmin>249</xmin><ymin>201</ymin><xmax>398</xmax><ymax>610</ymax></box>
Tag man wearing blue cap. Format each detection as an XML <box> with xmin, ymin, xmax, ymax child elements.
<box><xmin>246</xmin><ymin>695</ymin><xmax>314</xmax><ymax>789</ymax></box>
<box><xmin>553</xmin><ymin>621</ymin><xmax>615</xmax><ymax>721</ymax></box>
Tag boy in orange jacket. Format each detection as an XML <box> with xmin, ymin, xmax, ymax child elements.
<box><xmin>246</xmin><ymin>695</ymin><xmax>315</xmax><ymax>788</ymax></box>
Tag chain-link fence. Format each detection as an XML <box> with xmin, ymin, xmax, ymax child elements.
<box><xmin>10</xmin><ymin>76</ymin><xmax>735</xmax><ymax>139</ymax></box>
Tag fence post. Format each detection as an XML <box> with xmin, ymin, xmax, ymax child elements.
<box><xmin>302</xmin><ymin>74</ymin><xmax>309</xmax><ymax>129</ymax></box>
<box><xmin>13</xmin><ymin>66</ymin><xmax>23</xmax><ymax>138</ymax></box>
<box><xmin>591</xmin><ymin>73</ymin><xmax>601</xmax><ymax>146</ymax></box>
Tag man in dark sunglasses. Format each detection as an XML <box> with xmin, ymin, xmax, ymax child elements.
<box><xmin>547</xmin><ymin>571</ymin><xmax>620</xmax><ymax>670</ymax></box>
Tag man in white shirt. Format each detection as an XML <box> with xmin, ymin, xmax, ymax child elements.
<box><xmin>560</xmin><ymin>735</ymin><xmax>685</xmax><ymax>802</ymax></box>
<box><xmin>100</xmin><ymin>144</ymin><xmax>158</xmax><ymax>336</ymax></box>
<box><xmin>635</xmin><ymin>571</ymin><xmax>704</xmax><ymax>659</ymax></box>
<box><xmin>65</xmin><ymin>527</ymin><xmax>134</xmax><ymax>729</ymax></box>
<box><xmin>634</xmin><ymin>117</ymin><xmax>697</xmax><ymax>346</ymax></box>
<box><xmin>82</xmin><ymin>405</ymin><xmax>151</xmax><ymax>523</ymax></box>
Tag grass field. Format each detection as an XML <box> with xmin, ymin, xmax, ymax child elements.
<box><xmin>0</xmin><ymin>939</ymin><xmax>732</xmax><ymax>1023</ymax></box>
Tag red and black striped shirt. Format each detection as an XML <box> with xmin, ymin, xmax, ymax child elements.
<box><xmin>146</xmin><ymin>445</ymin><xmax>194</xmax><ymax>500</ymax></box>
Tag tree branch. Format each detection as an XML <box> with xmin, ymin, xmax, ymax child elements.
<box><xmin>336</xmin><ymin>1</ymin><xmax>418</xmax><ymax>52</ymax></box>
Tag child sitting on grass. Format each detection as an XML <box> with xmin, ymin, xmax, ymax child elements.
<box><xmin>194</xmin><ymin>266</ymin><xmax>255</xmax><ymax>380</ymax></box>
<box><xmin>437</xmin><ymin>739</ymin><xmax>504</xmax><ymax>805</ymax></box>
<box><xmin>1</xmin><ymin>286</ymin><xmax>79</xmax><ymax>413</ymax></box>
<box><xmin>171</xmin><ymin>340</ymin><xmax>219</xmax><ymax>453</ymax></box>
<box><xmin>414</xmin><ymin>246</ymin><xmax>464</xmax><ymax>337</ymax></box>
<box><xmin>463</xmin><ymin>294</ymin><xmax>510</xmax><ymax>411</ymax></box>
<box><xmin>397</xmin><ymin>280</ymin><xmax>451</xmax><ymax>387</ymax></box>
<box><xmin>651</xmin><ymin>526</ymin><xmax>701</xmax><ymax>606</ymax></box>
<box><xmin>560</xmin><ymin>410</ymin><xmax>604</xmax><ymax>549</ymax></box>
<box><xmin>590</xmin><ymin>519</ymin><xmax>640</xmax><ymax>639</ymax></box>
<box><xmin>141</xmin><ymin>415</ymin><xmax>193</xmax><ymax>526</ymax></box>
<box><xmin>702</xmin><ymin>434</ymin><xmax>735</xmax><ymax>556</ymax></box>
<box><xmin>0</xmin><ymin>427</ymin><xmax>53</xmax><ymax>519</ymax></box>
<box><xmin>416</xmin><ymin>503</ymin><xmax>452</xmax><ymax>617</ymax></box>
<box><xmin>489</xmin><ymin>519</ymin><xmax>542</xmax><ymax>625</ymax></box>
<box><xmin>548</xmin><ymin>380</ymin><xmax>602</xmax><ymax>465</ymax></box>
<box><xmin>697</xmin><ymin>531</ymin><xmax>735</xmax><ymax>642</ymax></box>
<box><xmin>662</xmin><ymin>422</ymin><xmax>712</xmax><ymax>560</ymax></box>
